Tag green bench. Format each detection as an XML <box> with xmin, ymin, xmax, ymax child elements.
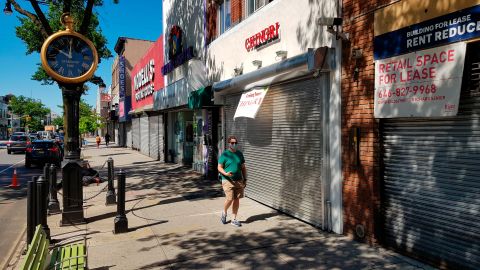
<box><xmin>20</xmin><ymin>225</ymin><xmax>88</xmax><ymax>270</ymax></box>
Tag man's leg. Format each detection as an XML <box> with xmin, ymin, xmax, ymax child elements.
<box><xmin>224</xmin><ymin>199</ymin><xmax>233</xmax><ymax>214</ymax></box>
<box><xmin>232</xmin><ymin>198</ymin><xmax>239</xmax><ymax>220</ymax></box>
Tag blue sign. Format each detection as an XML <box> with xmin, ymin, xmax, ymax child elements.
<box><xmin>374</xmin><ymin>4</ymin><xmax>480</xmax><ymax>59</ymax></box>
<box><xmin>119</xmin><ymin>56</ymin><xmax>126</xmax><ymax>98</ymax></box>
<box><xmin>161</xmin><ymin>46</ymin><xmax>195</xmax><ymax>75</ymax></box>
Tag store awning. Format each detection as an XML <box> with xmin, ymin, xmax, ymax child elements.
<box><xmin>188</xmin><ymin>86</ymin><xmax>213</xmax><ymax>109</ymax></box>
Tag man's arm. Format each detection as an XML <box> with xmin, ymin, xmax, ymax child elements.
<box><xmin>241</xmin><ymin>164</ymin><xmax>247</xmax><ymax>181</ymax></box>
<box><xmin>218</xmin><ymin>164</ymin><xmax>233</xmax><ymax>177</ymax></box>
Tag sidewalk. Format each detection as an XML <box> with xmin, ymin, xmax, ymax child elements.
<box><xmin>8</xmin><ymin>140</ymin><xmax>437</xmax><ymax>269</ymax></box>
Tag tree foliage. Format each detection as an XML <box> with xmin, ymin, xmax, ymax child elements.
<box><xmin>79</xmin><ymin>99</ymin><xmax>103</xmax><ymax>134</ymax></box>
<box><xmin>8</xmin><ymin>95</ymin><xmax>51</xmax><ymax>131</ymax></box>
<box><xmin>11</xmin><ymin>0</ymin><xmax>113</xmax><ymax>85</ymax></box>
<box><xmin>52</xmin><ymin>116</ymin><xmax>64</xmax><ymax>127</ymax></box>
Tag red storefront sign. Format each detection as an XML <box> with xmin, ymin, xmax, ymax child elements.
<box><xmin>131</xmin><ymin>35</ymin><xmax>164</xmax><ymax>111</ymax></box>
<box><xmin>245</xmin><ymin>22</ymin><xmax>280</xmax><ymax>52</ymax></box>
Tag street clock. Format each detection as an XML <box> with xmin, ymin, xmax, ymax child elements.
<box><xmin>40</xmin><ymin>13</ymin><xmax>98</xmax><ymax>84</ymax></box>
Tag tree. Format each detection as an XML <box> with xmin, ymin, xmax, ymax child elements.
<box><xmin>79</xmin><ymin>99</ymin><xmax>103</xmax><ymax>134</ymax></box>
<box><xmin>8</xmin><ymin>95</ymin><xmax>50</xmax><ymax>131</ymax></box>
<box><xmin>52</xmin><ymin>116</ymin><xmax>64</xmax><ymax>127</ymax></box>
<box><xmin>10</xmin><ymin>0</ymin><xmax>114</xmax><ymax>85</ymax></box>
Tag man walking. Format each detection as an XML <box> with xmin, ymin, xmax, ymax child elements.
<box><xmin>104</xmin><ymin>133</ymin><xmax>111</xmax><ymax>147</ymax></box>
<box><xmin>218</xmin><ymin>136</ymin><xmax>247</xmax><ymax>227</ymax></box>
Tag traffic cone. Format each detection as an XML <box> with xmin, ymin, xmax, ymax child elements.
<box><xmin>8</xmin><ymin>168</ymin><xmax>20</xmax><ymax>188</ymax></box>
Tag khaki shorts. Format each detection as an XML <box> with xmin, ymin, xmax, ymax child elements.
<box><xmin>222</xmin><ymin>180</ymin><xmax>246</xmax><ymax>200</ymax></box>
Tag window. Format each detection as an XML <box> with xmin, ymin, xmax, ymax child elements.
<box><xmin>218</xmin><ymin>0</ymin><xmax>231</xmax><ymax>35</ymax></box>
<box><xmin>246</xmin><ymin>0</ymin><xmax>274</xmax><ymax>16</ymax></box>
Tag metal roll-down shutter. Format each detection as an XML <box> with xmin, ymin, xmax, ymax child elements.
<box><xmin>381</xmin><ymin>44</ymin><xmax>480</xmax><ymax>269</ymax></box>
<box><xmin>140</xmin><ymin>115</ymin><xmax>150</xmax><ymax>156</ymax></box>
<box><xmin>149</xmin><ymin>115</ymin><xmax>159</xmax><ymax>160</ymax></box>
<box><xmin>132</xmin><ymin>117</ymin><xmax>140</xmax><ymax>150</ymax></box>
<box><xmin>224</xmin><ymin>76</ymin><xmax>326</xmax><ymax>227</ymax></box>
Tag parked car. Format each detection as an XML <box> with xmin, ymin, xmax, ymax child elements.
<box><xmin>25</xmin><ymin>140</ymin><xmax>63</xmax><ymax>168</ymax></box>
<box><xmin>7</xmin><ymin>135</ymin><xmax>30</xmax><ymax>154</ymax></box>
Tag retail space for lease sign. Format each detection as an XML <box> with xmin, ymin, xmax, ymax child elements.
<box><xmin>374</xmin><ymin>42</ymin><xmax>466</xmax><ymax>118</ymax></box>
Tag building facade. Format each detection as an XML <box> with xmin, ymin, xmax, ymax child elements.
<box><xmin>130</xmin><ymin>36</ymin><xmax>165</xmax><ymax>160</ymax></box>
<box><xmin>342</xmin><ymin>0</ymin><xmax>480</xmax><ymax>269</ymax></box>
<box><xmin>0</xmin><ymin>96</ymin><xmax>9</xmax><ymax>139</ymax></box>
<box><xmin>111</xmin><ymin>38</ymin><xmax>154</xmax><ymax>147</ymax></box>
<box><xmin>206</xmin><ymin>0</ymin><xmax>343</xmax><ymax>233</ymax></box>
<box><xmin>154</xmin><ymin>0</ymin><xmax>213</xmax><ymax>176</ymax></box>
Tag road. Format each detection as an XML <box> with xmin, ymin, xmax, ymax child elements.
<box><xmin>0</xmin><ymin>148</ymin><xmax>43</xmax><ymax>269</ymax></box>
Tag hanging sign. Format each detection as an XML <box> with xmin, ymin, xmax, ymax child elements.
<box><xmin>374</xmin><ymin>42</ymin><xmax>466</xmax><ymax>118</ymax></box>
<box><xmin>375</xmin><ymin>4</ymin><xmax>480</xmax><ymax>60</ymax></box>
<box><xmin>234</xmin><ymin>87</ymin><xmax>269</xmax><ymax>119</ymax></box>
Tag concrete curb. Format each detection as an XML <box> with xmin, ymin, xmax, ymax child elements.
<box><xmin>1</xmin><ymin>226</ymin><xmax>27</xmax><ymax>270</ymax></box>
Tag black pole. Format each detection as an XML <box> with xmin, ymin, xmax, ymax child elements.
<box><xmin>36</xmin><ymin>176</ymin><xmax>50</xmax><ymax>239</ymax></box>
<box><xmin>106</xmin><ymin>157</ymin><xmax>116</xmax><ymax>205</ymax></box>
<box><xmin>60</xmin><ymin>85</ymin><xmax>85</xmax><ymax>225</ymax></box>
<box><xmin>43</xmin><ymin>163</ymin><xmax>51</xmax><ymax>183</ymax></box>
<box><xmin>114</xmin><ymin>170</ymin><xmax>128</xmax><ymax>234</ymax></box>
<box><xmin>27</xmin><ymin>177</ymin><xmax>37</xmax><ymax>245</ymax></box>
<box><xmin>48</xmin><ymin>164</ymin><xmax>60</xmax><ymax>214</ymax></box>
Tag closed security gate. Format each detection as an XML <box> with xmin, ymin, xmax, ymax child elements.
<box><xmin>126</xmin><ymin>122</ymin><xmax>132</xmax><ymax>148</ymax></box>
<box><xmin>381</xmin><ymin>44</ymin><xmax>480</xmax><ymax>269</ymax></box>
<box><xmin>149</xmin><ymin>115</ymin><xmax>159</xmax><ymax>160</ymax></box>
<box><xmin>140</xmin><ymin>115</ymin><xmax>149</xmax><ymax>156</ymax></box>
<box><xmin>224</xmin><ymin>76</ymin><xmax>326</xmax><ymax>227</ymax></box>
<box><xmin>132</xmin><ymin>117</ymin><xmax>140</xmax><ymax>150</ymax></box>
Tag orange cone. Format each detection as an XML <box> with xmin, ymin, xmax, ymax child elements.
<box><xmin>8</xmin><ymin>168</ymin><xmax>20</xmax><ymax>188</ymax></box>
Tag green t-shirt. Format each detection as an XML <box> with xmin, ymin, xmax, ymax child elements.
<box><xmin>218</xmin><ymin>150</ymin><xmax>245</xmax><ymax>181</ymax></box>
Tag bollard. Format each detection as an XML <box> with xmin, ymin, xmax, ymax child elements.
<box><xmin>44</xmin><ymin>164</ymin><xmax>50</xmax><ymax>206</ymax></box>
<box><xmin>36</xmin><ymin>176</ymin><xmax>50</xmax><ymax>239</ymax></box>
<box><xmin>43</xmin><ymin>163</ymin><xmax>51</xmax><ymax>183</ymax></box>
<box><xmin>114</xmin><ymin>170</ymin><xmax>128</xmax><ymax>234</ymax></box>
<box><xmin>105</xmin><ymin>157</ymin><xmax>116</xmax><ymax>205</ymax></box>
<box><xmin>27</xmin><ymin>177</ymin><xmax>38</xmax><ymax>245</ymax></box>
<box><xmin>48</xmin><ymin>164</ymin><xmax>60</xmax><ymax>214</ymax></box>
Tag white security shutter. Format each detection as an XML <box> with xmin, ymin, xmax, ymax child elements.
<box><xmin>149</xmin><ymin>115</ymin><xmax>159</xmax><ymax>160</ymax></box>
<box><xmin>224</xmin><ymin>77</ymin><xmax>325</xmax><ymax>227</ymax></box>
<box><xmin>382</xmin><ymin>44</ymin><xmax>480</xmax><ymax>270</ymax></box>
<box><xmin>132</xmin><ymin>117</ymin><xmax>140</xmax><ymax>150</ymax></box>
<box><xmin>140</xmin><ymin>115</ymin><xmax>149</xmax><ymax>156</ymax></box>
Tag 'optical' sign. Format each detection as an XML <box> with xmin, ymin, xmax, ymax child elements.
<box><xmin>245</xmin><ymin>22</ymin><xmax>280</xmax><ymax>52</ymax></box>
<box><xmin>133</xmin><ymin>59</ymin><xmax>155</xmax><ymax>101</ymax></box>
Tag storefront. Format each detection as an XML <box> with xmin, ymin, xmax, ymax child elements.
<box><xmin>207</xmin><ymin>0</ymin><xmax>342</xmax><ymax>233</ymax></box>
<box><xmin>374</xmin><ymin>2</ymin><xmax>480</xmax><ymax>269</ymax></box>
<box><xmin>158</xmin><ymin>0</ymin><xmax>212</xmax><ymax>173</ymax></box>
<box><xmin>130</xmin><ymin>36</ymin><xmax>164</xmax><ymax>159</ymax></box>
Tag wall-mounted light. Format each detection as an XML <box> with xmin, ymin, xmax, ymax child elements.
<box><xmin>276</xmin><ymin>50</ymin><xmax>287</xmax><ymax>59</ymax></box>
<box><xmin>252</xmin><ymin>60</ymin><xmax>262</xmax><ymax>68</ymax></box>
<box><xmin>234</xmin><ymin>65</ymin><xmax>243</xmax><ymax>76</ymax></box>
<box><xmin>3</xmin><ymin>1</ymin><xmax>12</xmax><ymax>15</ymax></box>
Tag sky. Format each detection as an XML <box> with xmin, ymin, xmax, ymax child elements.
<box><xmin>0</xmin><ymin>1</ymin><xmax>163</xmax><ymax>115</ymax></box>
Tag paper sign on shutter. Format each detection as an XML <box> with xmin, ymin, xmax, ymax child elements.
<box><xmin>234</xmin><ymin>87</ymin><xmax>269</xmax><ymax>119</ymax></box>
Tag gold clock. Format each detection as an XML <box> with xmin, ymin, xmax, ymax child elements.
<box><xmin>40</xmin><ymin>14</ymin><xmax>98</xmax><ymax>84</ymax></box>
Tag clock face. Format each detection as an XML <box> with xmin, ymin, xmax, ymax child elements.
<box><xmin>45</xmin><ymin>35</ymin><xmax>95</xmax><ymax>79</ymax></box>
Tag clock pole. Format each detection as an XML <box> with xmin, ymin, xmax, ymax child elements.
<box><xmin>60</xmin><ymin>83</ymin><xmax>85</xmax><ymax>225</ymax></box>
<box><xmin>40</xmin><ymin>13</ymin><xmax>98</xmax><ymax>226</ymax></box>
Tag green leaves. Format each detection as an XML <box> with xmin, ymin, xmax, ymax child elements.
<box><xmin>9</xmin><ymin>95</ymin><xmax>51</xmax><ymax>131</ymax></box>
<box><xmin>13</xmin><ymin>0</ymin><xmax>113</xmax><ymax>85</ymax></box>
<box><xmin>79</xmin><ymin>99</ymin><xmax>104</xmax><ymax>134</ymax></box>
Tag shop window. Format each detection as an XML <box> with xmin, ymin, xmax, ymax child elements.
<box><xmin>218</xmin><ymin>0</ymin><xmax>231</xmax><ymax>35</ymax></box>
